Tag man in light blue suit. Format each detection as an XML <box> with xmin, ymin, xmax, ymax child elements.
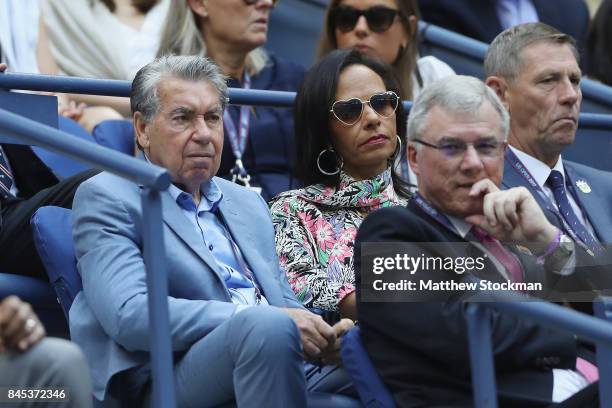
<box><xmin>485</xmin><ymin>23</ymin><xmax>612</xmax><ymax>252</ymax></box>
<box><xmin>70</xmin><ymin>55</ymin><xmax>354</xmax><ymax>407</ymax></box>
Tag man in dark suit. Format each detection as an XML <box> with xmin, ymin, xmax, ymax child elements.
<box><xmin>418</xmin><ymin>0</ymin><xmax>589</xmax><ymax>54</ymax></box>
<box><xmin>355</xmin><ymin>75</ymin><xmax>603</xmax><ymax>407</ymax></box>
<box><xmin>485</xmin><ymin>23</ymin><xmax>612</xmax><ymax>250</ymax></box>
<box><xmin>0</xmin><ymin>63</ymin><xmax>96</xmax><ymax>279</ymax></box>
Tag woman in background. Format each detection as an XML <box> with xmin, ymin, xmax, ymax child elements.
<box><xmin>318</xmin><ymin>0</ymin><xmax>454</xmax><ymax>187</ymax></box>
<box><xmin>318</xmin><ymin>0</ymin><xmax>453</xmax><ymax>101</ymax></box>
<box><xmin>270</xmin><ymin>49</ymin><xmax>411</xmax><ymax>321</ymax></box>
<box><xmin>39</xmin><ymin>0</ymin><xmax>170</xmax><ymax>131</ymax></box>
<box><xmin>157</xmin><ymin>0</ymin><xmax>305</xmax><ymax>201</ymax></box>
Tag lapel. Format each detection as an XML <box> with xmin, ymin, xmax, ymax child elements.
<box><xmin>410</xmin><ymin>201</ymin><xmax>512</xmax><ymax>283</ymax></box>
<box><xmin>216</xmin><ymin>189</ymin><xmax>284</xmax><ymax>303</ymax></box>
<box><xmin>158</xmin><ymin>189</ymin><xmax>228</xmax><ymax>286</ymax></box>
<box><xmin>135</xmin><ymin>153</ymin><xmax>228</xmax><ymax>286</ymax></box>
<box><xmin>564</xmin><ymin>164</ymin><xmax>610</xmax><ymax>243</ymax></box>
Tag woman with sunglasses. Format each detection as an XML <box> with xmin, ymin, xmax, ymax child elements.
<box><xmin>318</xmin><ymin>0</ymin><xmax>454</xmax><ymax>188</ymax></box>
<box><xmin>318</xmin><ymin>0</ymin><xmax>454</xmax><ymax>101</ymax></box>
<box><xmin>157</xmin><ymin>0</ymin><xmax>305</xmax><ymax>200</ymax></box>
<box><xmin>270</xmin><ymin>49</ymin><xmax>411</xmax><ymax>321</ymax></box>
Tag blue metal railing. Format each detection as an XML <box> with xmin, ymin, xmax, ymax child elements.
<box><xmin>417</xmin><ymin>21</ymin><xmax>612</xmax><ymax>109</ymax></box>
<box><xmin>2</xmin><ymin>71</ymin><xmax>612</xmax><ymax>407</ymax></box>
<box><xmin>418</xmin><ymin>21</ymin><xmax>488</xmax><ymax>60</ymax></box>
<box><xmin>0</xmin><ymin>108</ymin><xmax>176</xmax><ymax>408</ymax></box>
<box><xmin>2</xmin><ymin>73</ymin><xmax>612</xmax><ymax>129</ymax></box>
<box><xmin>467</xmin><ymin>296</ymin><xmax>612</xmax><ymax>408</ymax></box>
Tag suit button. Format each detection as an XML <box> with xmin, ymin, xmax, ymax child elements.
<box><xmin>209</xmin><ymin>244</ymin><xmax>214</xmax><ymax>251</ymax></box>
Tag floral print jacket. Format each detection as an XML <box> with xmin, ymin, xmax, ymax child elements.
<box><xmin>269</xmin><ymin>169</ymin><xmax>408</xmax><ymax>312</ymax></box>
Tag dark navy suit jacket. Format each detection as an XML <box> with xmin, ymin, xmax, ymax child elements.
<box><xmin>355</xmin><ymin>200</ymin><xmax>583</xmax><ymax>407</ymax></box>
<box><xmin>418</xmin><ymin>0</ymin><xmax>589</xmax><ymax>52</ymax></box>
<box><xmin>502</xmin><ymin>153</ymin><xmax>612</xmax><ymax>244</ymax></box>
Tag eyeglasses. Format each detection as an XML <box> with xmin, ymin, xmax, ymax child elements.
<box><xmin>243</xmin><ymin>0</ymin><xmax>278</xmax><ymax>7</ymax></box>
<box><xmin>413</xmin><ymin>138</ymin><xmax>507</xmax><ymax>159</ymax></box>
<box><xmin>330</xmin><ymin>91</ymin><xmax>399</xmax><ymax>126</ymax></box>
<box><xmin>332</xmin><ymin>5</ymin><xmax>400</xmax><ymax>33</ymax></box>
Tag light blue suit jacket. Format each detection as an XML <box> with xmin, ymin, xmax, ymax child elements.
<box><xmin>502</xmin><ymin>152</ymin><xmax>612</xmax><ymax>244</ymax></box>
<box><xmin>70</xmin><ymin>170</ymin><xmax>303</xmax><ymax>400</ymax></box>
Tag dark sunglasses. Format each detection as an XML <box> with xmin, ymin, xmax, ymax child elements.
<box><xmin>243</xmin><ymin>0</ymin><xmax>279</xmax><ymax>6</ymax></box>
<box><xmin>330</xmin><ymin>91</ymin><xmax>399</xmax><ymax>126</ymax></box>
<box><xmin>332</xmin><ymin>5</ymin><xmax>400</xmax><ymax>33</ymax></box>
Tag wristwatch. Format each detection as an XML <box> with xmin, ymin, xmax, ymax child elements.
<box><xmin>545</xmin><ymin>234</ymin><xmax>574</xmax><ymax>273</ymax></box>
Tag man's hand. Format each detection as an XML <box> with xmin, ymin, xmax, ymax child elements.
<box><xmin>0</xmin><ymin>296</ymin><xmax>46</xmax><ymax>353</ymax></box>
<box><xmin>281</xmin><ymin>308</ymin><xmax>337</xmax><ymax>362</ymax></box>
<box><xmin>0</xmin><ymin>63</ymin><xmax>6</xmax><ymax>73</ymax></box>
<box><xmin>320</xmin><ymin>319</ymin><xmax>355</xmax><ymax>366</ymax></box>
<box><xmin>465</xmin><ymin>179</ymin><xmax>558</xmax><ymax>254</ymax></box>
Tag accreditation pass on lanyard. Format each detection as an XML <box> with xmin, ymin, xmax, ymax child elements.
<box><xmin>223</xmin><ymin>72</ymin><xmax>262</xmax><ymax>195</ymax></box>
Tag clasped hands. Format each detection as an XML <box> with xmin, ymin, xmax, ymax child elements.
<box><xmin>0</xmin><ymin>296</ymin><xmax>45</xmax><ymax>353</ymax></box>
<box><xmin>465</xmin><ymin>179</ymin><xmax>558</xmax><ymax>255</ymax></box>
<box><xmin>281</xmin><ymin>308</ymin><xmax>354</xmax><ymax>366</ymax></box>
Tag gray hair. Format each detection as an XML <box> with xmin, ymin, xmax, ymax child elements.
<box><xmin>484</xmin><ymin>22</ymin><xmax>578</xmax><ymax>81</ymax></box>
<box><xmin>156</xmin><ymin>0</ymin><xmax>268</xmax><ymax>76</ymax></box>
<box><xmin>131</xmin><ymin>55</ymin><xmax>228</xmax><ymax>124</ymax></box>
<box><xmin>407</xmin><ymin>75</ymin><xmax>510</xmax><ymax>144</ymax></box>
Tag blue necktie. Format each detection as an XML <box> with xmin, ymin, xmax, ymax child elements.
<box><xmin>547</xmin><ymin>170</ymin><xmax>599</xmax><ymax>251</ymax></box>
<box><xmin>0</xmin><ymin>148</ymin><xmax>14</xmax><ymax>199</ymax></box>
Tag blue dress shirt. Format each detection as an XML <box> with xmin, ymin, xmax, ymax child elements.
<box><xmin>168</xmin><ymin>180</ymin><xmax>269</xmax><ymax>310</ymax></box>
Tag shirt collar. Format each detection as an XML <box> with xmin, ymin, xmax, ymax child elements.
<box><xmin>509</xmin><ymin>146</ymin><xmax>565</xmax><ymax>188</ymax></box>
<box><xmin>447</xmin><ymin>215</ymin><xmax>473</xmax><ymax>239</ymax></box>
<box><xmin>143</xmin><ymin>153</ymin><xmax>223</xmax><ymax>212</ymax></box>
<box><xmin>168</xmin><ymin>180</ymin><xmax>223</xmax><ymax>212</ymax></box>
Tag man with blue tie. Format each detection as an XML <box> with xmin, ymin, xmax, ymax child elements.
<box><xmin>485</xmin><ymin>23</ymin><xmax>612</xmax><ymax>254</ymax></box>
<box><xmin>70</xmin><ymin>55</ymin><xmax>355</xmax><ymax>407</ymax></box>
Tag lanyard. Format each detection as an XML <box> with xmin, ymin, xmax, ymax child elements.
<box><xmin>412</xmin><ymin>193</ymin><xmax>460</xmax><ymax>236</ymax></box>
<box><xmin>223</xmin><ymin>72</ymin><xmax>252</xmax><ymax>187</ymax></box>
<box><xmin>506</xmin><ymin>149</ymin><xmax>593</xmax><ymax>250</ymax></box>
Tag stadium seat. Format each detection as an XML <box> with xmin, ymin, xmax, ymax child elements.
<box><xmin>341</xmin><ymin>326</ymin><xmax>395</xmax><ymax>408</ymax></box>
<box><xmin>31</xmin><ymin>117</ymin><xmax>94</xmax><ymax>178</ymax></box>
<box><xmin>31</xmin><ymin>206</ymin><xmax>82</xmax><ymax>320</ymax></box>
<box><xmin>92</xmin><ymin>119</ymin><xmax>134</xmax><ymax>155</ymax></box>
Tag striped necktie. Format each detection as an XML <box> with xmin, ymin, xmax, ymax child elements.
<box><xmin>0</xmin><ymin>148</ymin><xmax>14</xmax><ymax>199</ymax></box>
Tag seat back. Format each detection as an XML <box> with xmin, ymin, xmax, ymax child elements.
<box><xmin>92</xmin><ymin>119</ymin><xmax>135</xmax><ymax>155</ymax></box>
<box><xmin>341</xmin><ymin>326</ymin><xmax>395</xmax><ymax>408</ymax></box>
<box><xmin>31</xmin><ymin>206</ymin><xmax>82</xmax><ymax>320</ymax></box>
<box><xmin>31</xmin><ymin>117</ymin><xmax>94</xmax><ymax>178</ymax></box>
